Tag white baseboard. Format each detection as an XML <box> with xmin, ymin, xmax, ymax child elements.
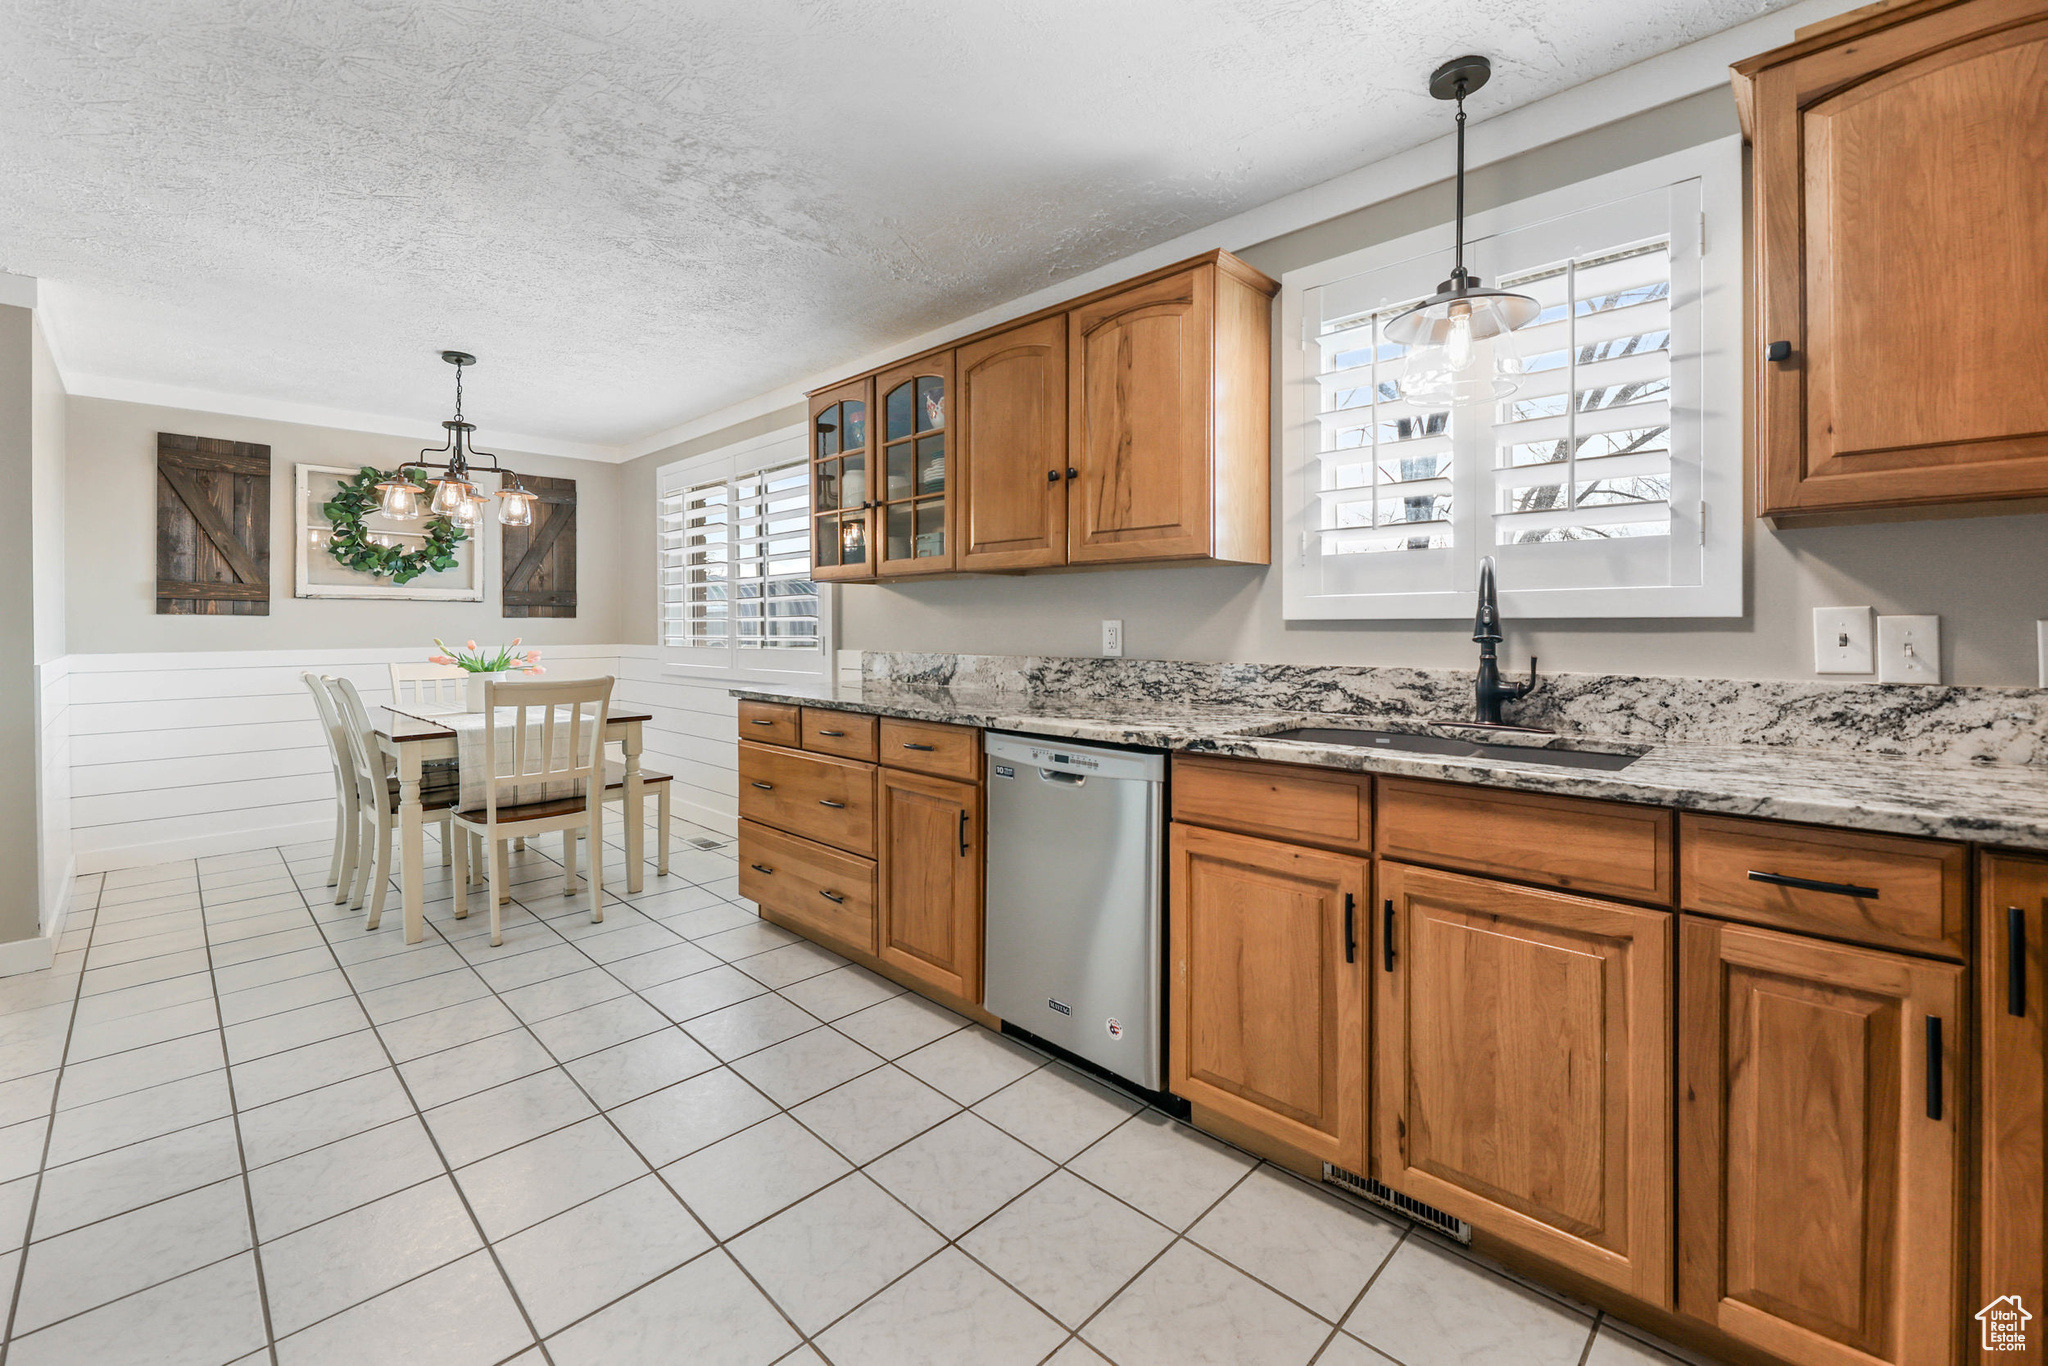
<box><xmin>77</xmin><ymin>818</ymin><xmax>334</xmax><ymax>874</ymax></box>
<box><xmin>0</xmin><ymin>934</ymin><xmax>55</xmax><ymax>979</ymax></box>
<box><xmin>671</xmin><ymin>791</ymin><xmax>738</xmax><ymax>839</ymax></box>
<box><xmin>40</xmin><ymin>856</ymin><xmax>76</xmax><ymax>944</ymax></box>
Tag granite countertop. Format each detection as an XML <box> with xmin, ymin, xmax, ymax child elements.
<box><xmin>732</xmin><ymin>678</ymin><xmax>2048</xmax><ymax>852</ymax></box>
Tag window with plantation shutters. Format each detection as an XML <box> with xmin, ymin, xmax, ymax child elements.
<box><xmin>657</xmin><ymin>426</ymin><xmax>827</xmax><ymax>678</ymax></box>
<box><xmin>1281</xmin><ymin>139</ymin><xmax>1742</xmax><ymax>620</ymax></box>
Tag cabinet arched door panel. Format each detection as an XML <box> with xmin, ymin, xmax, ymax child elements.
<box><xmin>957</xmin><ymin>316</ymin><xmax>1068</xmax><ymax>570</ymax></box>
<box><xmin>874</xmin><ymin>353</ymin><xmax>955</xmax><ymax>576</ymax></box>
<box><xmin>1067</xmin><ymin>268</ymin><xmax>1215</xmax><ymax>563</ymax></box>
<box><xmin>810</xmin><ymin>378</ymin><xmax>875</xmax><ymax>582</ymax></box>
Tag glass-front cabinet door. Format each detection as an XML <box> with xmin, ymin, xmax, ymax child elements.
<box><xmin>874</xmin><ymin>352</ymin><xmax>954</xmax><ymax>575</ymax></box>
<box><xmin>810</xmin><ymin>378</ymin><xmax>874</xmax><ymax>582</ymax></box>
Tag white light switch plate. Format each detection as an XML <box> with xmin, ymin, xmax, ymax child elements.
<box><xmin>1813</xmin><ymin>606</ymin><xmax>1875</xmax><ymax>674</ymax></box>
<box><xmin>1101</xmin><ymin>620</ymin><xmax>1124</xmax><ymax>657</ymax></box>
<box><xmin>1877</xmin><ymin>615</ymin><xmax>1941</xmax><ymax>684</ymax></box>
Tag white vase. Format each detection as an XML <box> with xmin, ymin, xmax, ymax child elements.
<box><xmin>465</xmin><ymin>670</ymin><xmax>517</xmax><ymax>712</ymax></box>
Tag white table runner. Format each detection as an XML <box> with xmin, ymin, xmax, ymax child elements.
<box><xmin>423</xmin><ymin>706</ymin><xmax>598</xmax><ymax>811</ymax></box>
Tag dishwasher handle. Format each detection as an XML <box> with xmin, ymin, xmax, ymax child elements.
<box><xmin>1037</xmin><ymin>769</ymin><xmax>1087</xmax><ymax>786</ymax></box>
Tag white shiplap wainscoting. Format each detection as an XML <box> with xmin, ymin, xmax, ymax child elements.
<box><xmin>611</xmin><ymin>646</ymin><xmax>740</xmax><ymax>837</ymax></box>
<box><xmin>66</xmin><ymin>645</ymin><xmax>626</xmax><ymax>873</ymax></box>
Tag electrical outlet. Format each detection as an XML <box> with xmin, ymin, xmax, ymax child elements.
<box><xmin>1813</xmin><ymin>606</ymin><xmax>1875</xmax><ymax>674</ymax></box>
<box><xmin>1876</xmin><ymin>615</ymin><xmax>1941</xmax><ymax>685</ymax></box>
<box><xmin>1101</xmin><ymin>619</ymin><xmax>1124</xmax><ymax>658</ymax></box>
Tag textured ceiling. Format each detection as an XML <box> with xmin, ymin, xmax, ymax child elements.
<box><xmin>1</xmin><ymin>0</ymin><xmax>1789</xmax><ymax>450</ymax></box>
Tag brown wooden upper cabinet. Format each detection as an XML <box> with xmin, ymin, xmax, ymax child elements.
<box><xmin>810</xmin><ymin>377</ymin><xmax>874</xmax><ymax>581</ymax></box>
<box><xmin>813</xmin><ymin>249</ymin><xmax>1277</xmax><ymax>577</ymax></box>
<box><xmin>1734</xmin><ymin>0</ymin><xmax>2048</xmax><ymax>524</ymax></box>
<box><xmin>874</xmin><ymin>353</ymin><xmax>954</xmax><ymax>576</ymax></box>
<box><xmin>958</xmin><ymin>315</ymin><xmax>1068</xmax><ymax>570</ymax></box>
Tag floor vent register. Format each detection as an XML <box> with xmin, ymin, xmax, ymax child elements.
<box><xmin>1321</xmin><ymin>1165</ymin><xmax>1473</xmax><ymax>1245</ymax></box>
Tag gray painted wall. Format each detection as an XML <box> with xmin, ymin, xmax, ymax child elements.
<box><xmin>0</xmin><ymin>308</ymin><xmax>42</xmax><ymax>942</ymax></box>
<box><xmin>66</xmin><ymin>396</ymin><xmax>628</xmax><ymax>654</ymax></box>
<box><xmin>829</xmin><ymin>89</ymin><xmax>2048</xmax><ymax>687</ymax></box>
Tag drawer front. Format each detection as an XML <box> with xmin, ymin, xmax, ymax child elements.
<box><xmin>1171</xmin><ymin>755</ymin><xmax>1371</xmax><ymax>855</ymax></box>
<box><xmin>738</xmin><ymin>819</ymin><xmax>876</xmax><ymax>956</ymax></box>
<box><xmin>1679</xmin><ymin>813</ymin><xmax>1965</xmax><ymax>957</ymax></box>
<box><xmin>879</xmin><ymin>718</ymin><xmax>980</xmax><ymax>780</ymax></box>
<box><xmin>738</xmin><ymin>700</ymin><xmax>800</xmax><ymax>747</ymax></box>
<box><xmin>1378</xmin><ymin>777</ymin><xmax>1674</xmax><ymax>905</ymax></box>
<box><xmin>738</xmin><ymin>741</ymin><xmax>877</xmax><ymax>856</ymax></box>
<box><xmin>803</xmin><ymin>708</ymin><xmax>878</xmax><ymax>762</ymax></box>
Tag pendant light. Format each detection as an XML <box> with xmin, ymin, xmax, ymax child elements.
<box><xmin>1384</xmin><ymin>55</ymin><xmax>1539</xmax><ymax>406</ymax></box>
<box><xmin>400</xmin><ymin>351</ymin><xmax>539</xmax><ymax>528</ymax></box>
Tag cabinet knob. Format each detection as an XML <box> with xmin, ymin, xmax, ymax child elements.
<box><xmin>1764</xmin><ymin>340</ymin><xmax>1793</xmax><ymax>363</ymax></box>
<box><xmin>1047</xmin><ymin>470</ymin><xmax>1060</xmax><ymax>483</ymax></box>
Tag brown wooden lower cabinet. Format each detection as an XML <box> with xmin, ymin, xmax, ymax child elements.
<box><xmin>1980</xmin><ymin>855</ymin><xmax>2046</xmax><ymax>1364</ymax></box>
<box><xmin>1678</xmin><ymin>915</ymin><xmax>1962</xmax><ymax>1366</ymax></box>
<box><xmin>736</xmin><ymin>819</ymin><xmax>876</xmax><ymax>957</ymax></box>
<box><xmin>1373</xmin><ymin>862</ymin><xmax>1673</xmax><ymax>1306</ymax></box>
<box><xmin>877</xmin><ymin>768</ymin><xmax>983</xmax><ymax>1003</ymax></box>
<box><xmin>1168</xmin><ymin>823</ymin><xmax>1367</xmax><ymax>1170</ymax></box>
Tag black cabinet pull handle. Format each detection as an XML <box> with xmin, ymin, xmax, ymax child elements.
<box><xmin>1047</xmin><ymin>470</ymin><xmax>1060</xmax><ymax>483</ymax></box>
<box><xmin>818</xmin><ymin>799</ymin><xmax>846</xmax><ymax>809</ymax></box>
<box><xmin>750</xmin><ymin>718</ymin><xmax>775</xmax><ymax>726</ymax></box>
<box><xmin>750</xmin><ymin>781</ymin><xmax>774</xmax><ymax>791</ymax></box>
<box><xmin>1747</xmin><ymin>870</ymin><xmax>1879</xmax><ymax>900</ymax></box>
<box><xmin>749</xmin><ymin>863</ymin><xmax>774</xmax><ymax>875</ymax></box>
<box><xmin>818</xmin><ymin>729</ymin><xmax>845</xmax><ymax>737</ymax></box>
<box><xmin>820</xmin><ymin>889</ymin><xmax>845</xmax><ymax>903</ymax></box>
<box><xmin>1343</xmin><ymin>893</ymin><xmax>1357</xmax><ymax>965</ymax></box>
<box><xmin>2011</xmin><ymin>906</ymin><xmax>2028</xmax><ymax>1017</ymax></box>
<box><xmin>1925</xmin><ymin>1015</ymin><xmax>1943</xmax><ymax>1121</ymax></box>
<box><xmin>1765</xmin><ymin>340</ymin><xmax>1792</xmax><ymax>362</ymax></box>
<box><xmin>1382</xmin><ymin>899</ymin><xmax>1395</xmax><ymax>972</ymax></box>
<box><xmin>902</xmin><ymin>742</ymin><xmax>936</xmax><ymax>751</ymax></box>
<box><xmin>959</xmin><ymin>810</ymin><xmax>969</xmax><ymax>856</ymax></box>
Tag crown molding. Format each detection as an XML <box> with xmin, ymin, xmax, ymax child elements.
<box><xmin>61</xmin><ymin>371</ymin><xmax>630</xmax><ymax>463</ymax></box>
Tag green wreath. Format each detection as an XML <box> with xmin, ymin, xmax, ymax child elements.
<box><xmin>322</xmin><ymin>466</ymin><xmax>470</xmax><ymax>585</ymax></box>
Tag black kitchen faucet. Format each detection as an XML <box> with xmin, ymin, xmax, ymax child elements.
<box><xmin>1472</xmin><ymin>555</ymin><xmax>1540</xmax><ymax>724</ymax></box>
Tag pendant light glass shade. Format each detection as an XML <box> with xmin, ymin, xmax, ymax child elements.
<box><xmin>428</xmin><ymin>475</ymin><xmax>476</xmax><ymax>517</ymax></box>
<box><xmin>1387</xmin><ymin>54</ymin><xmax>1538</xmax><ymax>409</ymax></box>
<box><xmin>373</xmin><ymin>475</ymin><xmax>426</xmax><ymax>522</ymax></box>
<box><xmin>495</xmin><ymin>485</ymin><xmax>536</xmax><ymax>527</ymax></box>
<box><xmin>1388</xmin><ymin>287</ymin><xmax>1540</xmax><ymax>405</ymax></box>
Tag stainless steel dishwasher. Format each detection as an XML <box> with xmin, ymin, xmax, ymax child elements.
<box><xmin>982</xmin><ymin>732</ymin><xmax>1166</xmax><ymax>1091</ymax></box>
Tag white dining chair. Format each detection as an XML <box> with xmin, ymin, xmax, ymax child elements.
<box><xmin>449</xmin><ymin>676</ymin><xmax>613</xmax><ymax>946</ymax></box>
<box><xmin>390</xmin><ymin>660</ymin><xmax>467</xmax><ymax>712</ymax></box>
<box><xmin>324</xmin><ymin>675</ymin><xmax>461</xmax><ymax>928</ymax></box>
<box><xmin>302</xmin><ymin>672</ymin><xmax>362</xmax><ymax>903</ymax></box>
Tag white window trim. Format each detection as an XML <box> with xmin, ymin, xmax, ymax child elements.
<box><xmin>656</xmin><ymin>423</ymin><xmax>834</xmax><ymax>684</ymax></box>
<box><xmin>1280</xmin><ymin>135</ymin><xmax>1744</xmax><ymax>621</ymax></box>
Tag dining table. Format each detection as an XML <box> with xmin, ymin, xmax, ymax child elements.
<box><xmin>376</xmin><ymin>702</ymin><xmax>655</xmax><ymax>943</ymax></box>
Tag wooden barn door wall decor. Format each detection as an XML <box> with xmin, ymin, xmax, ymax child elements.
<box><xmin>501</xmin><ymin>474</ymin><xmax>576</xmax><ymax>618</ymax></box>
<box><xmin>157</xmin><ymin>432</ymin><xmax>271</xmax><ymax>615</ymax></box>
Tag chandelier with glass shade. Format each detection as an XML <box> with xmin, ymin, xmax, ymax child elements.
<box><xmin>1385</xmin><ymin>56</ymin><xmax>1539</xmax><ymax>406</ymax></box>
<box><xmin>375</xmin><ymin>352</ymin><xmax>539</xmax><ymax>530</ymax></box>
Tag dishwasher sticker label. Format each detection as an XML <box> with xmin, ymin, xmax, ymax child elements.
<box><xmin>1046</xmin><ymin>999</ymin><xmax>1071</xmax><ymax>1016</ymax></box>
<box><xmin>1105</xmin><ymin>1017</ymin><xmax>1123</xmax><ymax>1040</ymax></box>
<box><xmin>993</xmin><ymin>764</ymin><xmax>1015</xmax><ymax>779</ymax></box>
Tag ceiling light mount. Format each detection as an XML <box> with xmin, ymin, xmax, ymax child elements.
<box><xmin>1427</xmin><ymin>54</ymin><xmax>1492</xmax><ymax>102</ymax></box>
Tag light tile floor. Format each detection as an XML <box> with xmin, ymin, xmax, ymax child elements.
<box><xmin>0</xmin><ymin>813</ymin><xmax>1720</xmax><ymax>1366</ymax></box>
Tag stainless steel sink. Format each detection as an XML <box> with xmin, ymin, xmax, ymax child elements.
<box><xmin>1246</xmin><ymin>726</ymin><xmax>1646</xmax><ymax>772</ymax></box>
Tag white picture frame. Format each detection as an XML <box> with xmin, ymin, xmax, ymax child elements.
<box><xmin>295</xmin><ymin>463</ymin><xmax>490</xmax><ymax>601</ymax></box>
